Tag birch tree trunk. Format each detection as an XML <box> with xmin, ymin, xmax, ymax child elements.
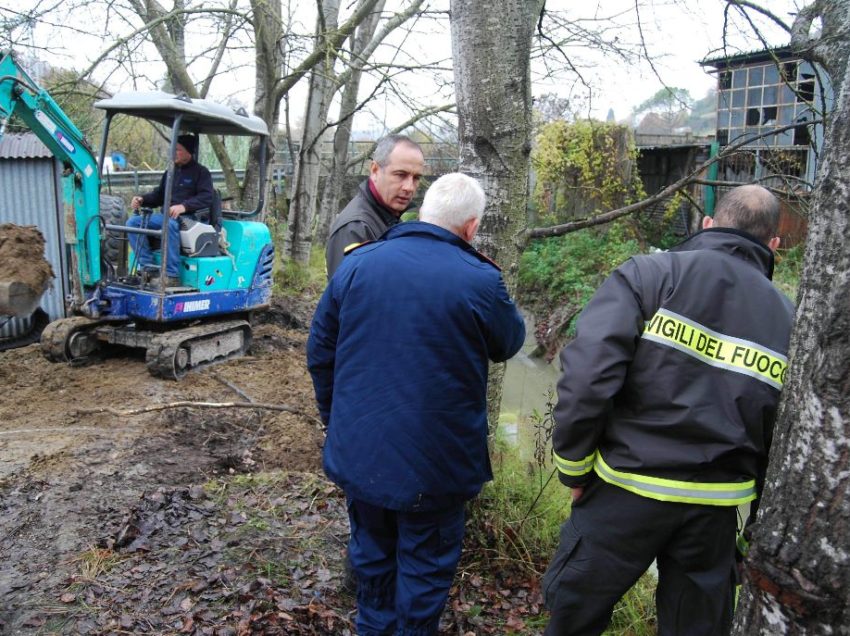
<box><xmin>314</xmin><ymin>0</ymin><xmax>386</xmax><ymax>245</ymax></box>
<box><xmin>242</xmin><ymin>0</ymin><xmax>284</xmax><ymax>210</ymax></box>
<box><xmin>284</xmin><ymin>0</ymin><xmax>341</xmax><ymax>263</ymax></box>
<box><xmin>733</xmin><ymin>1</ymin><xmax>850</xmax><ymax>632</ymax></box>
<box><xmin>450</xmin><ymin>0</ymin><xmax>544</xmax><ymax>431</ymax></box>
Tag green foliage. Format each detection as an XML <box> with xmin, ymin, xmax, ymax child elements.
<box><xmin>467</xmin><ymin>436</ymin><xmax>569</xmax><ymax>574</ymax></box>
<box><xmin>518</xmin><ymin>221</ymin><xmax>640</xmax><ymax>335</ymax></box>
<box><xmin>632</xmin><ymin>87</ymin><xmax>694</xmax><ymax>119</ymax></box>
<box><xmin>772</xmin><ymin>243</ymin><xmax>804</xmax><ymax>301</ymax></box>
<box><xmin>684</xmin><ymin>88</ymin><xmax>719</xmax><ymax>136</ymax></box>
<box><xmin>473</xmin><ymin>399</ymin><xmax>657</xmax><ymax>634</ymax></box>
<box><xmin>605</xmin><ymin>573</ymin><xmax>658</xmax><ymax>636</ymax></box>
<box><xmin>633</xmin><ymin>193</ymin><xmax>686</xmax><ymax>251</ymax></box>
<box><xmin>273</xmin><ymin>245</ymin><xmax>327</xmax><ymax>297</ymax></box>
<box><xmin>40</xmin><ymin>68</ymin><xmax>104</xmax><ymax>139</ymax></box>
<box><xmin>532</xmin><ymin>120</ymin><xmax>646</xmax><ymax>225</ymax></box>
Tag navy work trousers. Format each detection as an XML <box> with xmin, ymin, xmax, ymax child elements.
<box><xmin>127</xmin><ymin>212</ymin><xmax>182</xmax><ymax>277</ymax></box>
<box><xmin>346</xmin><ymin>498</ymin><xmax>465</xmax><ymax>636</ymax></box>
<box><xmin>542</xmin><ymin>476</ymin><xmax>737</xmax><ymax>636</ymax></box>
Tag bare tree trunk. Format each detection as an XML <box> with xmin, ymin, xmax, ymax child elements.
<box><xmin>242</xmin><ymin>0</ymin><xmax>284</xmax><ymax>210</ymax></box>
<box><xmin>284</xmin><ymin>0</ymin><xmax>341</xmax><ymax>263</ymax></box>
<box><xmin>314</xmin><ymin>1</ymin><xmax>386</xmax><ymax>246</ymax></box>
<box><xmin>450</xmin><ymin>0</ymin><xmax>543</xmax><ymax>431</ymax></box>
<box><xmin>733</xmin><ymin>1</ymin><xmax>850</xmax><ymax>632</ymax></box>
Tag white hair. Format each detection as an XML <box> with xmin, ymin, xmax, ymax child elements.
<box><xmin>419</xmin><ymin>173</ymin><xmax>485</xmax><ymax>231</ymax></box>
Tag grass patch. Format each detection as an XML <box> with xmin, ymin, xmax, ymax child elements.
<box><xmin>772</xmin><ymin>243</ymin><xmax>804</xmax><ymax>302</ymax></box>
<box><xmin>467</xmin><ymin>427</ymin><xmax>570</xmax><ymax>575</ymax></box>
<box><xmin>606</xmin><ymin>572</ymin><xmax>658</xmax><ymax>635</ymax></box>
<box><xmin>273</xmin><ymin>247</ymin><xmax>327</xmax><ymax>297</ymax></box>
<box><xmin>72</xmin><ymin>546</ymin><xmax>123</xmax><ymax>580</ymax></box>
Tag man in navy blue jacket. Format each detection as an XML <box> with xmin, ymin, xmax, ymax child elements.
<box><xmin>127</xmin><ymin>134</ymin><xmax>214</xmax><ymax>287</ymax></box>
<box><xmin>307</xmin><ymin>172</ymin><xmax>525</xmax><ymax>636</ymax></box>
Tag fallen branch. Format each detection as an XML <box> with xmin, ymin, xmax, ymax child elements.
<box><xmin>211</xmin><ymin>372</ymin><xmax>254</xmax><ymax>403</ymax></box>
<box><xmin>73</xmin><ymin>401</ymin><xmax>323</xmax><ymax>427</ymax></box>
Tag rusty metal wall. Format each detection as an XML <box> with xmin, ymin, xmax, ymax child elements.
<box><xmin>0</xmin><ymin>156</ymin><xmax>68</xmax><ymax>340</ymax></box>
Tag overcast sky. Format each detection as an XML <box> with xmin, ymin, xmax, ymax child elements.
<box><xmin>4</xmin><ymin>0</ymin><xmax>804</xmax><ymax>130</ymax></box>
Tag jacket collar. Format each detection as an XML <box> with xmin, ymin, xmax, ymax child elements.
<box><xmin>384</xmin><ymin>221</ymin><xmax>502</xmax><ymax>270</ymax></box>
<box><xmin>360</xmin><ymin>180</ymin><xmax>401</xmax><ymax>226</ymax></box>
<box><xmin>381</xmin><ymin>219</ymin><xmax>468</xmax><ymax>247</ymax></box>
<box><xmin>670</xmin><ymin>228</ymin><xmax>776</xmax><ymax>279</ymax></box>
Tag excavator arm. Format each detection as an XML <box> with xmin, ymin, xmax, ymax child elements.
<box><xmin>0</xmin><ymin>50</ymin><xmax>102</xmax><ymax>292</ymax></box>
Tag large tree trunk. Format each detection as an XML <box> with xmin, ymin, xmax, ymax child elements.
<box><xmin>284</xmin><ymin>0</ymin><xmax>341</xmax><ymax>263</ymax></box>
<box><xmin>450</xmin><ymin>0</ymin><xmax>543</xmax><ymax>431</ymax></box>
<box><xmin>733</xmin><ymin>1</ymin><xmax>850</xmax><ymax>632</ymax></box>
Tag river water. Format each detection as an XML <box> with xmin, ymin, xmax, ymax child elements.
<box><xmin>499</xmin><ymin>312</ymin><xmax>561</xmax><ymax>459</ymax></box>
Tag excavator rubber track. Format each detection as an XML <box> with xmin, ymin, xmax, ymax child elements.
<box><xmin>0</xmin><ymin>308</ymin><xmax>50</xmax><ymax>352</ymax></box>
<box><xmin>145</xmin><ymin>319</ymin><xmax>252</xmax><ymax>380</ymax></box>
<box><xmin>41</xmin><ymin>315</ymin><xmax>103</xmax><ymax>363</ymax></box>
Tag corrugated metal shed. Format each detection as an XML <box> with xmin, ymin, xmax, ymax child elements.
<box><xmin>0</xmin><ymin>132</ymin><xmax>67</xmax><ymax>344</ymax></box>
<box><xmin>0</xmin><ymin>132</ymin><xmax>53</xmax><ymax>159</ymax></box>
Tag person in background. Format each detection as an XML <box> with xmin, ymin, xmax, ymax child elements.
<box><xmin>126</xmin><ymin>134</ymin><xmax>213</xmax><ymax>288</ymax></box>
<box><xmin>325</xmin><ymin>134</ymin><xmax>425</xmax><ymax>278</ymax></box>
<box><xmin>308</xmin><ymin>173</ymin><xmax>526</xmax><ymax>635</ymax></box>
<box><xmin>542</xmin><ymin>185</ymin><xmax>795</xmax><ymax>636</ymax></box>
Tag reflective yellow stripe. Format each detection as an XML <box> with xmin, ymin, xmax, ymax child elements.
<box><xmin>553</xmin><ymin>450</ymin><xmax>596</xmax><ymax>477</ymax></box>
<box><xmin>594</xmin><ymin>454</ymin><xmax>756</xmax><ymax>506</ymax></box>
<box><xmin>642</xmin><ymin>308</ymin><xmax>788</xmax><ymax>390</ymax></box>
<box><xmin>343</xmin><ymin>241</ymin><xmax>363</xmax><ymax>254</ymax></box>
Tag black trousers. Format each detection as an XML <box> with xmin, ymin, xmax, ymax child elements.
<box><xmin>542</xmin><ymin>476</ymin><xmax>737</xmax><ymax>636</ymax></box>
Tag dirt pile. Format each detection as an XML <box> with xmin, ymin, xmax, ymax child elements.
<box><xmin>0</xmin><ymin>223</ymin><xmax>55</xmax><ymax>316</ymax></box>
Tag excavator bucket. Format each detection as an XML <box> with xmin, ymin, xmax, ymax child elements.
<box><xmin>0</xmin><ymin>224</ymin><xmax>54</xmax><ymax>317</ymax></box>
<box><xmin>0</xmin><ymin>281</ymin><xmax>45</xmax><ymax>317</ymax></box>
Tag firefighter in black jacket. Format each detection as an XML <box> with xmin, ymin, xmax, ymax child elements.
<box><xmin>542</xmin><ymin>185</ymin><xmax>795</xmax><ymax>636</ymax></box>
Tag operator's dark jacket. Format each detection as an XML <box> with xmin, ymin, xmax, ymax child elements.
<box><xmin>140</xmin><ymin>159</ymin><xmax>214</xmax><ymax>213</ymax></box>
<box><xmin>325</xmin><ymin>180</ymin><xmax>401</xmax><ymax>278</ymax></box>
<box><xmin>552</xmin><ymin>228</ymin><xmax>795</xmax><ymax>506</ymax></box>
<box><xmin>308</xmin><ymin>221</ymin><xmax>526</xmax><ymax>511</ymax></box>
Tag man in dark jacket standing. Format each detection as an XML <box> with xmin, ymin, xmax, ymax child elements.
<box><xmin>308</xmin><ymin>173</ymin><xmax>525</xmax><ymax>635</ymax></box>
<box><xmin>542</xmin><ymin>185</ymin><xmax>795</xmax><ymax>636</ymax></box>
<box><xmin>325</xmin><ymin>134</ymin><xmax>424</xmax><ymax>278</ymax></box>
<box><xmin>127</xmin><ymin>134</ymin><xmax>214</xmax><ymax>287</ymax></box>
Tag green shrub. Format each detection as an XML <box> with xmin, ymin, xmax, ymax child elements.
<box><xmin>772</xmin><ymin>243</ymin><xmax>804</xmax><ymax>302</ymax></box>
<box><xmin>518</xmin><ymin>222</ymin><xmax>640</xmax><ymax>335</ymax></box>
<box><xmin>273</xmin><ymin>248</ymin><xmax>327</xmax><ymax>297</ymax></box>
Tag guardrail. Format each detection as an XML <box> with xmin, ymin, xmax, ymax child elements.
<box><xmin>99</xmin><ymin>168</ymin><xmax>254</xmax><ymax>192</ymax></box>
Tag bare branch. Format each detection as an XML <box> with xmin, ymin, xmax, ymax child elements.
<box><xmin>345</xmin><ymin>102</ymin><xmax>456</xmax><ymax>168</ymax></box>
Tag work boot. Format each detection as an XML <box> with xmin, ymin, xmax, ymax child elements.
<box><xmin>148</xmin><ymin>275</ymin><xmax>182</xmax><ymax>291</ymax></box>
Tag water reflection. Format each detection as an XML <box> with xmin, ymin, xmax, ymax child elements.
<box><xmin>500</xmin><ymin>313</ymin><xmax>561</xmax><ymax>460</ymax></box>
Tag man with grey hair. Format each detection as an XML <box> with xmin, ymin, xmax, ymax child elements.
<box><xmin>325</xmin><ymin>134</ymin><xmax>425</xmax><ymax>278</ymax></box>
<box><xmin>308</xmin><ymin>172</ymin><xmax>525</xmax><ymax>635</ymax></box>
<box><xmin>542</xmin><ymin>183</ymin><xmax>794</xmax><ymax>635</ymax></box>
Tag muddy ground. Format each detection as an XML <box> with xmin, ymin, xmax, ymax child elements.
<box><xmin>0</xmin><ymin>296</ymin><xmax>546</xmax><ymax>636</ymax></box>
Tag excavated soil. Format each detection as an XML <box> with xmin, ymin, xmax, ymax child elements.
<box><xmin>0</xmin><ymin>224</ymin><xmax>54</xmax><ymax>295</ymax></box>
<box><xmin>0</xmin><ymin>296</ymin><xmax>348</xmax><ymax>634</ymax></box>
